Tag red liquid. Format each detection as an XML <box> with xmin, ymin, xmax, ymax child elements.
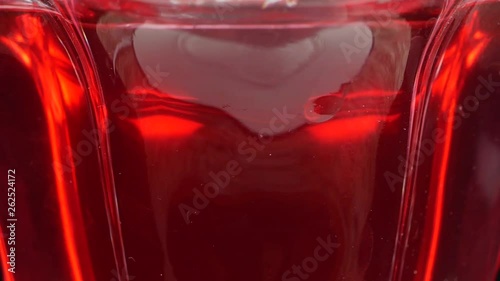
<box><xmin>1</xmin><ymin>1</ymin><xmax>499</xmax><ymax>281</ymax></box>
<box><xmin>79</xmin><ymin>5</ymin><xmax>428</xmax><ymax>281</ymax></box>
<box><xmin>0</xmin><ymin>8</ymin><xmax>118</xmax><ymax>281</ymax></box>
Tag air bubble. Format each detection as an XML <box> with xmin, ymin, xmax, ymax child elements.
<box><xmin>304</xmin><ymin>88</ymin><xmax>346</xmax><ymax>124</ymax></box>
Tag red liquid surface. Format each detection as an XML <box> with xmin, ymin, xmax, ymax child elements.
<box><xmin>1</xmin><ymin>1</ymin><xmax>499</xmax><ymax>281</ymax></box>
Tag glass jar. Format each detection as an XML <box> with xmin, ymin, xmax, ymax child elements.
<box><xmin>1</xmin><ymin>0</ymin><xmax>499</xmax><ymax>280</ymax></box>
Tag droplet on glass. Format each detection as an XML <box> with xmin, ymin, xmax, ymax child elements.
<box><xmin>304</xmin><ymin>87</ymin><xmax>346</xmax><ymax>123</ymax></box>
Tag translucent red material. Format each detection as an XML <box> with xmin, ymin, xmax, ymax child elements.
<box><xmin>0</xmin><ymin>0</ymin><xmax>499</xmax><ymax>281</ymax></box>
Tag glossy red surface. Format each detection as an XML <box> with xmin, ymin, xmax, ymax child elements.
<box><xmin>0</xmin><ymin>1</ymin><xmax>499</xmax><ymax>281</ymax></box>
